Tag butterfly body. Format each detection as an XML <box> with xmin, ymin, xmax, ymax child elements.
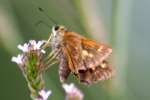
<box><xmin>50</xmin><ymin>25</ymin><xmax>114</xmax><ymax>85</ymax></box>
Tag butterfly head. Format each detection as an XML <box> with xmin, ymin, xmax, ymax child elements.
<box><xmin>50</xmin><ymin>25</ymin><xmax>67</xmax><ymax>50</ymax></box>
<box><xmin>52</xmin><ymin>25</ymin><xmax>67</xmax><ymax>37</ymax></box>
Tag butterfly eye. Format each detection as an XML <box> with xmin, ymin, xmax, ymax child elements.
<box><xmin>54</xmin><ymin>25</ymin><xmax>60</xmax><ymax>31</ymax></box>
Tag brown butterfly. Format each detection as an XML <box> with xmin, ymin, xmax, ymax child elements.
<box><xmin>44</xmin><ymin>25</ymin><xmax>114</xmax><ymax>85</ymax></box>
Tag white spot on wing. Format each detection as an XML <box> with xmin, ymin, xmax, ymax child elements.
<box><xmin>82</xmin><ymin>50</ymin><xmax>88</xmax><ymax>56</ymax></box>
<box><xmin>89</xmin><ymin>53</ymin><xmax>93</xmax><ymax>58</ymax></box>
<box><xmin>101</xmin><ymin>63</ymin><xmax>106</xmax><ymax>68</ymax></box>
<box><xmin>97</xmin><ymin>46</ymin><xmax>103</xmax><ymax>52</ymax></box>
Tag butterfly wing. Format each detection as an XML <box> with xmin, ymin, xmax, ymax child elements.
<box><xmin>77</xmin><ymin>61</ymin><xmax>114</xmax><ymax>85</ymax></box>
<box><xmin>63</xmin><ymin>32</ymin><xmax>86</xmax><ymax>73</ymax></box>
<box><xmin>81</xmin><ymin>38</ymin><xmax>112</xmax><ymax>69</ymax></box>
<box><xmin>63</xmin><ymin>31</ymin><xmax>114</xmax><ymax>85</ymax></box>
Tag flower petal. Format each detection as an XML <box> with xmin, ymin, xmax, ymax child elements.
<box><xmin>63</xmin><ymin>83</ymin><xmax>74</xmax><ymax>93</ymax></box>
<box><xmin>62</xmin><ymin>83</ymin><xmax>84</xmax><ymax>100</ymax></box>
<box><xmin>17</xmin><ymin>43</ymin><xmax>28</xmax><ymax>52</ymax></box>
<box><xmin>37</xmin><ymin>41</ymin><xmax>45</xmax><ymax>49</ymax></box>
<box><xmin>11</xmin><ymin>54</ymin><xmax>23</xmax><ymax>64</ymax></box>
<box><xmin>39</xmin><ymin>89</ymin><xmax>52</xmax><ymax>100</ymax></box>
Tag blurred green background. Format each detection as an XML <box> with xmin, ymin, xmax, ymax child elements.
<box><xmin>0</xmin><ymin>0</ymin><xmax>150</xmax><ymax>100</ymax></box>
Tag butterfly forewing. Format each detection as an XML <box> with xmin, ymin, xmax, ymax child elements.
<box><xmin>81</xmin><ymin>38</ymin><xmax>112</xmax><ymax>69</ymax></box>
<box><xmin>61</xmin><ymin>31</ymin><xmax>114</xmax><ymax>85</ymax></box>
<box><xmin>63</xmin><ymin>32</ymin><xmax>86</xmax><ymax>73</ymax></box>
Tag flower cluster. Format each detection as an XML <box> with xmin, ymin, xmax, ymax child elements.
<box><xmin>11</xmin><ymin>40</ymin><xmax>51</xmax><ymax>100</ymax></box>
<box><xmin>12</xmin><ymin>40</ymin><xmax>45</xmax><ymax>64</ymax></box>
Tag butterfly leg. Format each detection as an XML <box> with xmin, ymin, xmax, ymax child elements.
<box><xmin>41</xmin><ymin>60</ymin><xmax>59</xmax><ymax>72</ymax></box>
<box><xmin>46</xmin><ymin>50</ymin><xmax>56</xmax><ymax>60</ymax></box>
<box><xmin>40</xmin><ymin>50</ymin><xmax>60</xmax><ymax>72</ymax></box>
<box><xmin>45</xmin><ymin>49</ymin><xmax>61</xmax><ymax>66</ymax></box>
<box><xmin>42</xmin><ymin>34</ymin><xmax>52</xmax><ymax>49</ymax></box>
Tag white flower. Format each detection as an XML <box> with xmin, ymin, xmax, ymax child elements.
<box><xmin>39</xmin><ymin>89</ymin><xmax>51</xmax><ymax>100</ymax></box>
<box><xmin>35</xmin><ymin>40</ymin><xmax>46</xmax><ymax>53</ymax></box>
<box><xmin>35</xmin><ymin>89</ymin><xmax>51</xmax><ymax>100</ymax></box>
<box><xmin>17</xmin><ymin>40</ymin><xmax>46</xmax><ymax>53</ymax></box>
<box><xmin>11</xmin><ymin>54</ymin><xmax>23</xmax><ymax>65</ymax></box>
<box><xmin>34</xmin><ymin>40</ymin><xmax>45</xmax><ymax>50</ymax></box>
<box><xmin>17</xmin><ymin>43</ymin><xmax>29</xmax><ymax>52</ymax></box>
<box><xmin>62</xmin><ymin>83</ymin><xmax>84</xmax><ymax>100</ymax></box>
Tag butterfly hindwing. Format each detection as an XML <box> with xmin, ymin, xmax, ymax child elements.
<box><xmin>77</xmin><ymin>61</ymin><xmax>114</xmax><ymax>85</ymax></box>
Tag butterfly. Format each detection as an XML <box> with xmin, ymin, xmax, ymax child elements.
<box><xmin>44</xmin><ymin>25</ymin><xmax>114</xmax><ymax>85</ymax></box>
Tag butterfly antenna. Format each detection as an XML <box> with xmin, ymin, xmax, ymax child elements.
<box><xmin>35</xmin><ymin>20</ymin><xmax>51</xmax><ymax>28</ymax></box>
<box><xmin>38</xmin><ymin>7</ymin><xmax>57</xmax><ymax>25</ymax></box>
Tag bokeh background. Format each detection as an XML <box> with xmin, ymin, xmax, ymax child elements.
<box><xmin>0</xmin><ymin>0</ymin><xmax>150</xmax><ymax>100</ymax></box>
